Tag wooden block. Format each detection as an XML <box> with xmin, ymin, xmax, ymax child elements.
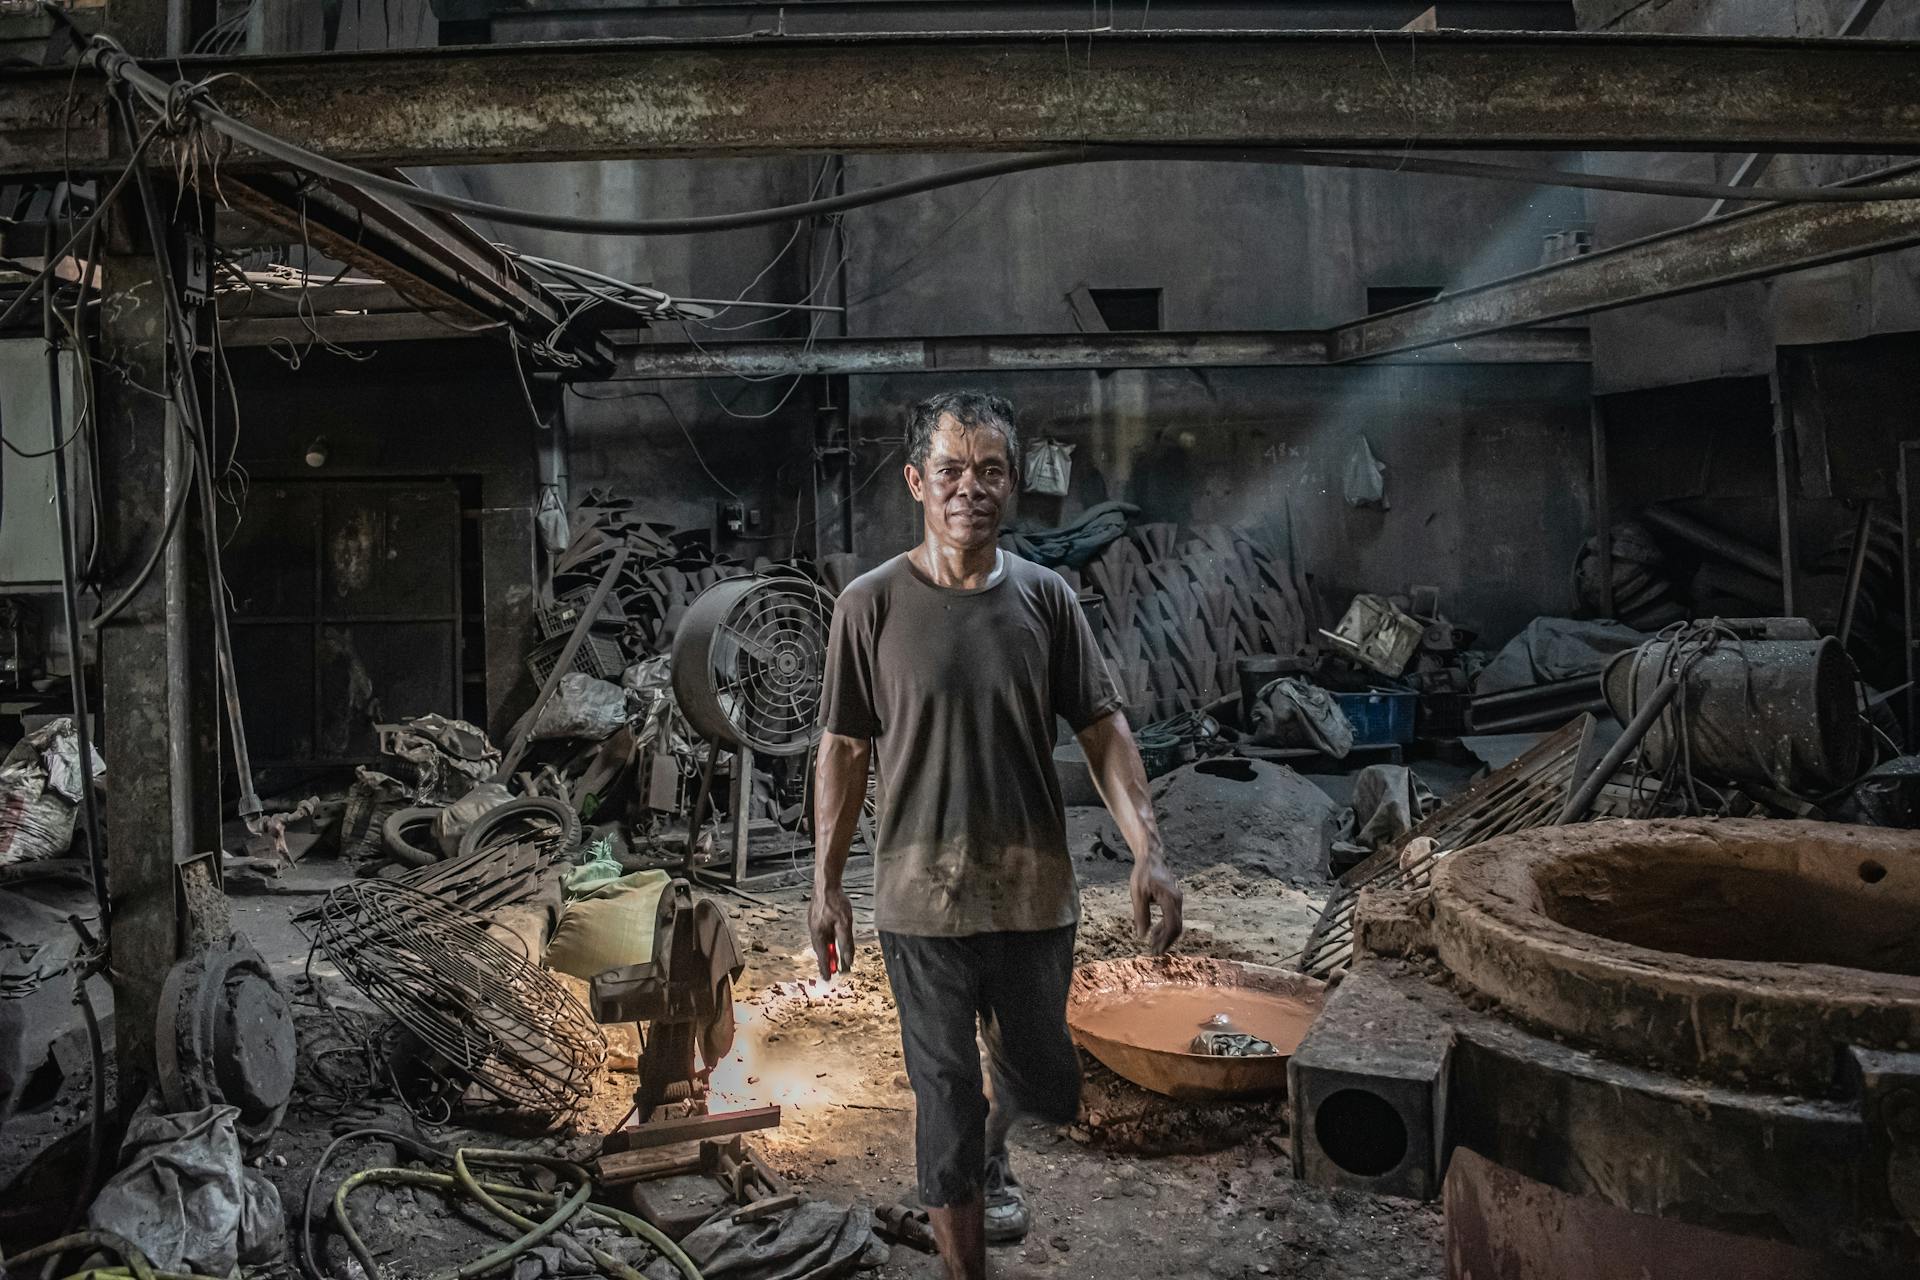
<box><xmin>596</xmin><ymin>1148</ymin><xmax>706</xmax><ymax>1185</ymax></box>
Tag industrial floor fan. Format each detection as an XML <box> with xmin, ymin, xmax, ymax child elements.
<box><xmin>670</xmin><ymin>573</ymin><xmax>834</xmax><ymax>886</ymax></box>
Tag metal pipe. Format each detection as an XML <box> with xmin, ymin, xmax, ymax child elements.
<box><xmin>1466</xmin><ymin>699</ymin><xmax>1612</xmax><ymax>735</ymax></box>
<box><xmin>1556</xmin><ymin>675</ymin><xmax>1680</xmax><ymax>824</ymax></box>
<box><xmin>1840</xmin><ymin>499</ymin><xmax>1875</xmax><ymax>646</ymax></box>
<box><xmin>1469</xmin><ymin>677</ymin><xmax>1605</xmax><ymax>712</ymax></box>
<box><xmin>602</xmin><ymin>329</ymin><xmax>1588</xmax><ymax>380</ymax></box>
<box><xmin>1640</xmin><ymin>506</ymin><xmax>1782</xmax><ymax>582</ymax></box>
<box><xmin>1771</xmin><ymin>369</ymin><xmax>1801</xmax><ymax>617</ymax></box>
<box><xmin>1591</xmin><ymin>401</ymin><xmax>1614</xmax><ymax>618</ymax></box>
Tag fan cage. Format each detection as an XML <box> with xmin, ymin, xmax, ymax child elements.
<box><xmin>685</xmin><ymin>577</ymin><xmax>833</xmax><ymax>756</ymax></box>
<box><xmin>312</xmin><ymin>879</ymin><xmax>606</xmax><ymax>1115</ymax></box>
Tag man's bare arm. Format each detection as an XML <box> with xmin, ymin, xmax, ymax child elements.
<box><xmin>810</xmin><ymin>729</ymin><xmax>871</xmax><ymax>979</ymax></box>
<box><xmin>1077</xmin><ymin>710</ymin><xmax>1183</xmax><ymax>954</ymax></box>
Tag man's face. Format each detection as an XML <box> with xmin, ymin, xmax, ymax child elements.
<box><xmin>905</xmin><ymin>417</ymin><xmax>1014</xmax><ymax>552</ymax></box>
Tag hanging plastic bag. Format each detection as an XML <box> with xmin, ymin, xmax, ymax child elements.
<box><xmin>1343</xmin><ymin>435</ymin><xmax>1389</xmax><ymax>509</ymax></box>
<box><xmin>1025</xmin><ymin>439</ymin><xmax>1074</xmax><ymax>497</ymax></box>
<box><xmin>537</xmin><ymin>485</ymin><xmax>571</xmax><ymax>555</ymax></box>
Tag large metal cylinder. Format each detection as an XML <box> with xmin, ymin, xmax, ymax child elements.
<box><xmin>1602</xmin><ymin>634</ymin><xmax>1862</xmax><ymax>794</ymax></box>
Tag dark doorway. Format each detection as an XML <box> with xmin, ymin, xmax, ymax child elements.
<box><xmin>222</xmin><ymin>480</ymin><xmax>469</xmax><ymax>778</ymax></box>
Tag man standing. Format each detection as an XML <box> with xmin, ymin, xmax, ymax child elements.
<box><xmin>810</xmin><ymin>391</ymin><xmax>1183</xmax><ymax>1280</ymax></box>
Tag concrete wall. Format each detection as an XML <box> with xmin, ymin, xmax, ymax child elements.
<box><xmin>840</xmin><ymin>152</ymin><xmax>1585</xmax><ymax>333</ymax></box>
<box><xmin>848</xmin><ymin>364</ymin><xmax>1594</xmax><ymax>645</ymax></box>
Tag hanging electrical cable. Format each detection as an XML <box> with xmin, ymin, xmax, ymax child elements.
<box><xmin>40</xmin><ymin>221</ymin><xmax>108</xmax><ymax>923</ymax></box>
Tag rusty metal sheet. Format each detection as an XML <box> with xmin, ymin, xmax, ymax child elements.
<box><xmin>12</xmin><ymin>32</ymin><xmax>1920</xmax><ymax>174</ymax></box>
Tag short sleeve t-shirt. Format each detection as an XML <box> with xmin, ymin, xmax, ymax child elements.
<box><xmin>819</xmin><ymin>550</ymin><xmax>1121</xmax><ymax>936</ymax></box>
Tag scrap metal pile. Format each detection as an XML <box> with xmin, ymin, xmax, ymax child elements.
<box><xmin>1300</xmin><ymin>613</ymin><xmax>1898</xmax><ymax>981</ymax></box>
<box><xmin>299</xmin><ymin>715</ymin><xmax>609</xmax><ymax>1118</ymax></box>
<box><xmin>544</xmin><ymin>487</ymin><xmax>811</xmax><ymax>678</ymax></box>
<box><xmin>1071</xmin><ymin>522</ymin><xmax>1309</xmax><ymax>725</ymax></box>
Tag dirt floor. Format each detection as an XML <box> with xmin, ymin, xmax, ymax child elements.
<box><xmin>3</xmin><ymin>767</ymin><xmax>1447</xmax><ymax>1280</ymax></box>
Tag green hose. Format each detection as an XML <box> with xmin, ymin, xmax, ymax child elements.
<box><xmin>454</xmin><ymin>1149</ymin><xmax>703</xmax><ymax>1280</ymax></box>
<box><xmin>331</xmin><ymin>1153</ymin><xmax>704</xmax><ymax>1280</ymax></box>
<box><xmin>6</xmin><ymin>1232</ymin><xmax>156</xmax><ymax>1280</ymax></box>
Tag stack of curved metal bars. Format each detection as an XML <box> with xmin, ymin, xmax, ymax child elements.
<box><xmin>1298</xmin><ymin>715</ymin><xmax>1602</xmax><ymax>979</ymax></box>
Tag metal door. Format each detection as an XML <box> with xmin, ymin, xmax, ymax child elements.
<box><xmin>224</xmin><ymin>480</ymin><xmax>462</xmax><ymax>767</ymax></box>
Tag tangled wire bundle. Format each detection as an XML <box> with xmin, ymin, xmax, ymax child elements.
<box><xmin>311</xmin><ymin>880</ymin><xmax>606</xmax><ymax>1116</ymax></box>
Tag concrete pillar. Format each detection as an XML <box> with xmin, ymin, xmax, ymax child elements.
<box><xmin>95</xmin><ymin>247</ymin><xmax>223</xmax><ymax>1089</ymax></box>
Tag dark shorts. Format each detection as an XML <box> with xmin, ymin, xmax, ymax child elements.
<box><xmin>879</xmin><ymin>926</ymin><xmax>1082</xmax><ymax>1207</ymax></box>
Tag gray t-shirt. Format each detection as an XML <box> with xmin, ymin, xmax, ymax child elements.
<box><xmin>820</xmin><ymin>551</ymin><xmax>1121</xmax><ymax>936</ymax></box>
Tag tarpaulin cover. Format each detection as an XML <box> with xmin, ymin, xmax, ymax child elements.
<box><xmin>643</xmin><ymin>1201</ymin><xmax>887</xmax><ymax>1280</ymax></box>
<box><xmin>1473</xmin><ymin>617</ymin><xmax>1646</xmax><ymax>695</ymax></box>
<box><xmin>88</xmin><ymin>1104</ymin><xmax>284</xmax><ymax>1276</ymax></box>
<box><xmin>1248</xmin><ymin>678</ymin><xmax>1355</xmax><ymax>758</ymax></box>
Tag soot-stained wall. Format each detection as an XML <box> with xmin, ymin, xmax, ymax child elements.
<box><xmin>546</xmin><ymin>154</ymin><xmax>1596</xmax><ymax>648</ymax></box>
<box><xmin>847</xmin><ymin>364</ymin><xmax>1594</xmax><ymax>646</ymax></box>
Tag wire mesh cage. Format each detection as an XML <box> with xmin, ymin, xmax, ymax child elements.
<box><xmin>671</xmin><ymin>574</ymin><xmax>833</xmax><ymax>757</ymax></box>
<box><xmin>310</xmin><ymin>879</ymin><xmax>606</xmax><ymax>1116</ymax></box>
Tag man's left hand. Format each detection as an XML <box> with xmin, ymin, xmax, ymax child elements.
<box><xmin>1130</xmin><ymin>855</ymin><xmax>1184</xmax><ymax>955</ymax></box>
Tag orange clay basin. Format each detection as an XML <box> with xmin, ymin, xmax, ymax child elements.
<box><xmin>1066</xmin><ymin>956</ymin><xmax>1326</xmax><ymax>1101</ymax></box>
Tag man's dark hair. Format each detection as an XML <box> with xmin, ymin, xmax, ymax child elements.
<box><xmin>906</xmin><ymin>390</ymin><xmax>1020</xmax><ymax>477</ymax></box>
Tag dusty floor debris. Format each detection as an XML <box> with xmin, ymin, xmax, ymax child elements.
<box><xmin>0</xmin><ymin>817</ymin><xmax>1441</xmax><ymax>1280</ymax></box>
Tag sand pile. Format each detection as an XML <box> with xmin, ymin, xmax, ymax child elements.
<box><xmin>1090</xmin><ymin>757</ymin><xmax>1340</xmax><ymax>886</ymax></box>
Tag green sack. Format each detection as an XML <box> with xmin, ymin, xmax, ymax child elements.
<box><xmin>545</xmin><ymin>867</ymin><xmax>673</xmax><ymax>979</ymax></box>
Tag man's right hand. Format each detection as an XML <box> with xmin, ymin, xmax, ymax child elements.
<box><xmin>809</xmin><ymin>883</ymin><xmax>856</xmax><ymax>980</ymax></box>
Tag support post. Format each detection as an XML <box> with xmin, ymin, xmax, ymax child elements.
<box><xmin>95</xmin><ymin>248</ymin><xmax>222</xmax><ymax>1088</ymax></box>
<box><xmin>810</xmin><ymin>157</ymin><xmax>856</xmax><ymax>562</ymax></box>
<box><xmin>732</xmin><ymin>743</ymin><xmax>753</xmax><ymax>885</ymax></box>
<box><xmin>1900</xmin><ymin>443</ymin><xmax>1920</xmax><ymax>751</ymax></box>
<box><xmin>1840</xmin><ymin>500</ymin><xmax>1875</xmax><ymax>647</ymax></box>
<box><xmin>1590</xmin><ymin>401</ymin><xmax>1613</xmax><ymax>619</ymax></box>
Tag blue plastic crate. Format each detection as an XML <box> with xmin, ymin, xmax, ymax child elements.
<box><xmin>1335</xmin><ymin>689</ymin><xmax>1417</xmax><ymax>745</ymax></box>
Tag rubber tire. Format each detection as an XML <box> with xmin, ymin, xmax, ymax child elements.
<box><xmin>455</xmin><ymin>796</ymin><xmax>581</xmax><ymax>861</ymax></box>
<box><xmin>381</xmin><ymin>806</ymin><xmax>443</xmax><ymax>868</ymax></box>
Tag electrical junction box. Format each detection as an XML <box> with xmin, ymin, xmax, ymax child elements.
<box><xmin>0</xmin><ymin>338</ymin><xmax>84</xmax><ymax>591</ymax></box>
